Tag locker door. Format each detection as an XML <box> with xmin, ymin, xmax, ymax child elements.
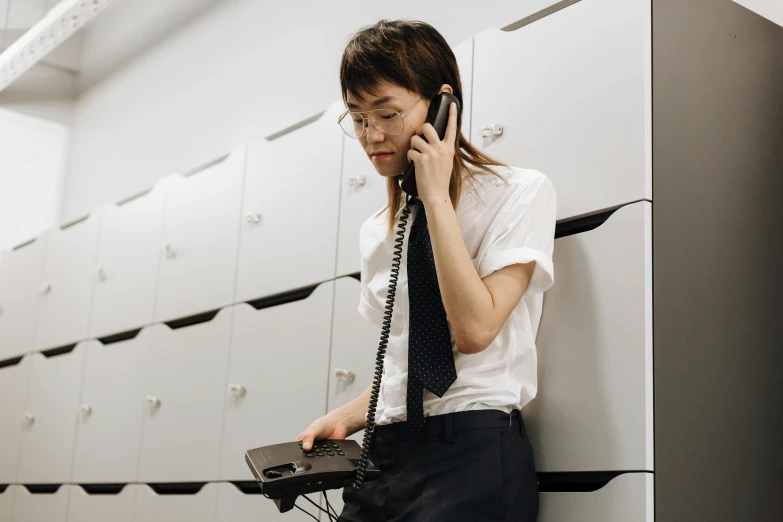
<box><xmin>154</xmin><ymin>145</ymin><xmax>247</xmax><ymax>323</ymax></box>
<box><xmin>236</xmin><ymin>101</ymin><xmax>342</xmax><ymax>303</ymax></box>
<box><xmin>34</xmin><ymin>210</ymin><xmax>102</xmax><ymax>351</ymax></box>
<box><xmin>17</xmin><ymin>345</ymin><xmax>87</xmax><ymax>484</ymax></box>
<box><xmin>539</xmin><ymin>473</ymin><xmax>653</xmax><ymax>522</ymax></box>
<box><xmin>472</xmin><ymin>0</ymin><xmax>651</xmax><ymax>220</ymax></box>
<box><xmin>66</xmin><ymin>484</ymin><xmax>136</xmax><ymax>522</ymax></box>
<box><xmin>89</xmin><ymin>183</ymin><xmax>166</xmax><ymax>340</ymax></box>
<box><xmin>72</xmin><ymin>335</ymin><xmax>150</xmax><ymax>483</ymax></box>
<box><xmin>132</xmin><ymin>483</ymin><xmax>218</xmax><ymax>522</ymax></box>
<box><xmin>527</xmin><ymin>201</ymin><xmax>653</xmax><ymax>472</ymax></box>
<box><xmin>220</xmin><ymin>281</ymin><xmax>333</xmax><ymax>480</ymax></box>
<box><xmin>137</xmin><ymin>309</ymin><xmax>233</xmax><ymax>482</ymax></box>
<box><xmin>0</xmin><ymin>236</ymin><xmax>47</xmax><ymax>361</ymax></box>
<box><xmin>11</xmin><ymin>484</ymin><xmax>71</xmax><ymax>522</ymax></box>
<box><xmin>0</xmin><ymin>356</ymin><xmax>31</xmax><ymax>483</ymax></box>
<box><xmin>215</xmin><ymin>482</ymin><xmax>323</xmax><ymax>522</ymax></box>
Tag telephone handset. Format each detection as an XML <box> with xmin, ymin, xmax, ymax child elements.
<box><xmin>244</xmin><ymin>91</ymin><xmax>460</xmax><ymax>520</ymax></box>
<box><xmin>399</xmin><ymin>92</ymin><xmax>461</xmax><ymax>198</ymax></box>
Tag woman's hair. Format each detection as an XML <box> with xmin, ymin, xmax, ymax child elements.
<box><xmin>339</xmin><ymin>19</ymin><xmax>508</xmax><ymax>237</ymax></box>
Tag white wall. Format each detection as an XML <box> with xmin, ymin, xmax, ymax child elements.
<box><xmin>61</xmin><ymin>0</ymin><xmax>562</xmax><ymax>224</ymax></box>
<box><xmin>0</xmin><ymin>108</ymin><xmax>70</xmax><ymax>251</ymax></box>
<box><xmin>733</xmin><ymin>0</ymin><xmax>783</xmax><ymax>28</ymax></box>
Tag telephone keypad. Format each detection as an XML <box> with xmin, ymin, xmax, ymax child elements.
<box><xmin>301</xmin><ymin>440</ymin><xmax>347</xmax><ymax>458</ymax></box>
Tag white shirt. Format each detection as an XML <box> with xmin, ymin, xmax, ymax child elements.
<box><xmin>358</xmin><ymin>164</ymin><xmax>557</xmax><ymax>425</ymax></box>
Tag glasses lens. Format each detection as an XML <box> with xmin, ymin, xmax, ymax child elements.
<box><xmin>371</xmin><ymin>109</ymin><xmax>403</xmax><ymax>135</ymax></box>
<box><xmin>340</xmin><ymin>113</ymin><xmax>365</xmax><ymax>139</ymax></box>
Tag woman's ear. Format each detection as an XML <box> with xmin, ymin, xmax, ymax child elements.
<box><xmin>438</xmin><ymin>84</ymin><xmax>454</xmax><ymax>95</ymax></box>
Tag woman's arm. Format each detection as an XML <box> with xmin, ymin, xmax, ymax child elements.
<box><xmin>420</xmin><ymin>195</ymin><xmax>534</xmax><ymax>355</ymax></box>
<box><xmin>331</xmin><ymin>383</ymin><xmax>372</xmax><ymax>436</ymax></box>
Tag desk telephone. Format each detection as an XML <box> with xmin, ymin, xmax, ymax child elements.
<box><xmin>245</xmin><ymin>92</ymin><xmax>461</xmax><ymax>520</ymax></box>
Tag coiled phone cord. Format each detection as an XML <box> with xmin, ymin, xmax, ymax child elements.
<box><xmin>351</xmin><ymin>193</ymin><xmax>414</xmax><ymax>493</ymax></box>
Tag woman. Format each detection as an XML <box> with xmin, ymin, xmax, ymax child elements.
<box><xmin>296</xmin><ymin>19</ymin><xmax>556</xmax><ymax>522</ymax></box>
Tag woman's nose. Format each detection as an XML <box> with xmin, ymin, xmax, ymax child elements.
<box><xmin>366</xmin><ymin>122</ymin><xmax>385</xmax><ymax>143</ymax></box>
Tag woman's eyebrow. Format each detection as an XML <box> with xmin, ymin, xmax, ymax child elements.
<box><xmin>347</xmin><ymin>95</ymin><xmax>395</xmax><ymax>109</ymax></box>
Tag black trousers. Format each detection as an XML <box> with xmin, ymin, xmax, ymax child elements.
<box><xmin>334</xmin><ymin>408</ymin><xmax>538</xmax><ymax>522</ymax></box>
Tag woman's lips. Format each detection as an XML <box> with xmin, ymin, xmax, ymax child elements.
<box><xmin>372</xmin><ymin>153</ymin><xmax>393</xmax><ymax>160</ymax></box>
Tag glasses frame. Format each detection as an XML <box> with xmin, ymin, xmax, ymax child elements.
<box><xmin>337</xmin><ymin>95</ymin><xmax>426</xmax><ymax>139</ymax></box>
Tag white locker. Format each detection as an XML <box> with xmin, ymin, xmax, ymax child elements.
<box><xmin>0</xmin><ymin>236</ymin><xmax>47</xmax><ymax>361</ymax></box>
<box><xmin>71</xmin><ymin>335</ymin><xmax>150</xmax><ymax>483</ymax></box>
<box><xmin>334</xmin><ymin>121</ymin><xmax>387</xmax><ymax>278</ymax></box>
<box><xmin>66</xmin><ymin>485</ymin><xmax>136</xmax><ymax>522</ymax></box>
<box><xmin>11</xmin><ymin>484</ymin><xmax>71</xmax><ymax>522</ymax></box>
<box><xmin>0</xmin><ymin>357</ymin><xmax>31</xmax><ymax>483</ymax></box>
<box><xmin>539</xmin><ymin>473</ymin><xmax>653</xmax><ymax>522</ymax></box>
<box><xmin>236</xmin><ymin>102</ymin><xmax>342</xmax><ymax>303</ymax></box>
<box><xmin>132</xmin><ymin>483</ymin><xmax>218</xmax><ymax>522</ymax></box>
<box><xmin>17</xmin><ymin>345</ymin><xmax>87</xmax><ymax>484</ymax></box>
<box><xmin>471</xmin><ymin>0</ymin><xmax>651</xmax><ymax>220</ymax></box>
<box><xmin>34</xmin><ymin>211</ymin><xmax>102</xmax><ymax>352</ymax></box>
<box><xmin>527</xmin><ymin>201</ymin><xmax>653</xmax><ymax>472</ymax></box>
<box><xmin>154</xmin><ymin>145</ymin><xmax>247</xmax><ymax>323</ymax></box>
<box><xmin>220</xmin><ymin>281</ymin><xmax>333</xmax><ymax>480</ymax></box>
<box><xmin>0</xmin><ymin>485</ymin><xmax>15</xmax><ymax>520</ymax></box>
<box><xmin>215</xmin><ymin>482</ymin><xmax>324</xmax><ymax>522</ymax></box>
<box><xmin>137</xmin><ymin>308</ymin><xmax>233</xmax><ymax>482</ymax></box>
<box><xmin>89</xmin><ymin>184</ymin><xmax>166</xmax><ymax>340</ymax></box>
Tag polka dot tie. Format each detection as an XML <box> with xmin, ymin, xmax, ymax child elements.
<box><xmin>406</xmin><ymin>196</ymin><xmax>458</xmax><ymax>435</ymax></box>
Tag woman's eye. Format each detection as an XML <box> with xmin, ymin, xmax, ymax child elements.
<box><xmin>381</xmin><ymin>114</ymin><xmax>395</xmax><ymax>120</ymax></box>
<box><xmin>352</xmin><ymin>117</ymin><xmax>364</xmax><ymax>124</ymax></box>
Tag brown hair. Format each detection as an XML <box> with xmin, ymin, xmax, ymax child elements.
<box><xmin>339</xmin><ymin>19</ymin><xmax>508</xmax><ymax>237</ymax></box>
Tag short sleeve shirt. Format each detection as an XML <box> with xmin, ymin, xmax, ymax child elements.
<box><xmin>358</xmin><ymin>165</ymin><xmax>557</xmax><ymax>425</ymax></box>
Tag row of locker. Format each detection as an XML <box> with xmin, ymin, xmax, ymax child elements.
<box><xmin>0</xmin><ymin>0</ymin><xmax>652</xmax><ymax>360</ymax></box>
<box><xmin>0</xmin><ymin>200</ymin><xmax>653</xmax><ymax>489</ymax></box>
<box><xmin>0</xmin><ymin>473</ymin><xmax>654</xmax><ymax>522</ymax></box>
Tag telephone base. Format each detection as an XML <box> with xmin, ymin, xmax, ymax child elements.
<box><xmin>245</xmin><ymin>439</ymin><xmax>381</xmax><ymax>513</ymax></box>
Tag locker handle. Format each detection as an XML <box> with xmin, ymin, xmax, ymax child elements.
<box><xmin>79</xmin><ymin>404</ymin><xmax>93</xmax><ymax>416</ymax></box>
<box><xmin>146</xmin><ymin>395</ymin><xmax>162</xmax><ymax>409</ymax></box>
<box><xmin>347</xmin><ymin>176</ymin><xmax>367</xmax><ymax>187</ymax></box>
<box><xmin>229</xmin><ymin>383</ymin><xmax>247</xmax><ymax>397</ymax></box>
<box><xmin>97</xmin><ymin>266</ymin><xmax>106</xmax><ymax>282</ymax></box>
<box><xmin>23</xmin><ymin>412</ymin><xmax>35</xmax><ymax>424</ymax></box>
<box><xmin>163</xmin><ymin>244</ymin><xmax>177</xmax><ymax>260</ymax></box>
<box><xmin>39</xmin><ymin>282</ymin><xmax>52</xmax><ymax>295</ymax></box>
<box><xmin>245</xmin><ymin>212</ymin><xmax>262</xmax><ymax>225</ymax></box>
<box><xmin>334</xmin><ymin>369</ymin><xmax>356</xmax><ymax>383</ymax></box>
<box><xmin>479</xmin><ymin>124</ymin><xmax>504</xmax><ymax>138</ymax></box>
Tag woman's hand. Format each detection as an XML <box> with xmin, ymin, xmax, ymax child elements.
<box><xmin>407</xmin><ymin>101</ymin><xmax>458</xmax><ymax>203</ymax></box>
<box><xmin>296</xmin><ymin>412</ymin><xmax>352</xmax><ymax>451</ymax></box>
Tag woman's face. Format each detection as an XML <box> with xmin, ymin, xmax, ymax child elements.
<box><xmin>345</xmin><ymin>79</ymin><xmax>452</xmax><ymax>178</ymax></box>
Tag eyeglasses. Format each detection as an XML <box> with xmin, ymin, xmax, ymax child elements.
<box><xmin>337</xmin><ymin>95</ymin><xmax>426</xmax><ymax>139</ymax></box>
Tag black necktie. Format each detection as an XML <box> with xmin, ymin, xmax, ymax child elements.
<box><xmin>405</xmin><ymin>195</ymin><xmax>458</xmax><ymax>434</ymax></box>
